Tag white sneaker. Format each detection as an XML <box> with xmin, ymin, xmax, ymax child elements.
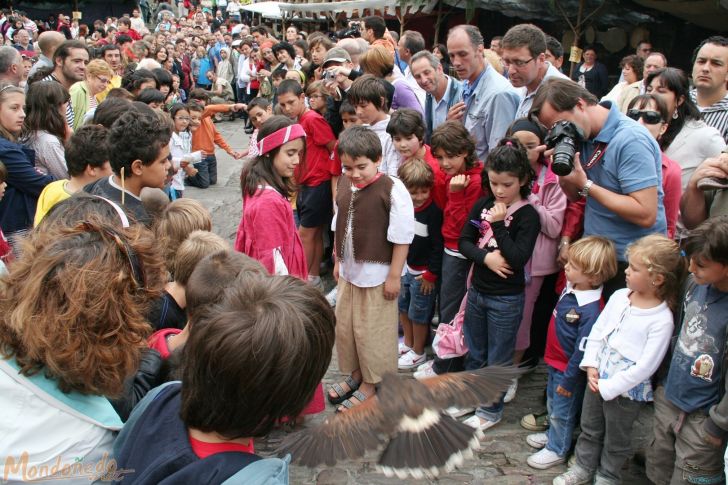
<box><xmin>325</xmin><ymin>287</ymin><xmax>337</xmax><ymax>307</ymax></box>
<box><xmin>398</xmin><ymin>350</ymin><xmax>426</xmax><ymax>370</ymax></box>
<box><xmin>398</xmin><ymin>341</ymin><xmax>412</xmax><ymax>356</ymax></box>
<box><xmin>527</xmin><ymin>448</ymin><xmax>565</xmax><ymax>469</ymax></box>
<box><xmin>416</xmin><ymin>361</ymin><xmax>433</xmax><ymax>372</ymax></box>
<box><xmin>413</xmin><ymin>363</ymin><xmax>437</xmax><ymax>380</ymax></box>
<box><xmin>526</xmin><ymin>432</ymin><xmax>548</xmax><ymax>449</ymax></box>
<box><xmin>503</xmin><ymin>379</ymin><xmax>518</xmax><ymax>403</ymax></box>
<box><xmin>445</xmin><ymin>406</ymin><xmax>475</xmax><ymax>418</ymax></box>
<box><xmin>462</xmin><ymin>414</ymin><xmax>500</xmax><ymax>432</ymax></box>
<box><xmin>553</xmin><ymin>466</ymin><xmax>592</xmax><ymax>485</ymax></box>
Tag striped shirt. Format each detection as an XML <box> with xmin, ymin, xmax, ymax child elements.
<box><xmin>41</xmin><ymin>74</ymin><xmax>75</xmax><ymax>129</ymax></box>
<box><xmin>691</xmin><ymin>89</ymin><xmax>728</xmax><ymax>143</ymax></box>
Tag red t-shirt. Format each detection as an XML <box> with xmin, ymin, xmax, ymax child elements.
<box><xmin>189</xmin><ymin>437</ymin><xmax>255</xmax><ymax>458</ymax></box>
<box><xmin>297</xmin><ymin>110</ymin><xmax>336</xmax><ymax>187</ymax></box>
<box><xmin>423</xmin><ymin>145</ymin><xmax>447</xmax><ymax>210</ymax></box>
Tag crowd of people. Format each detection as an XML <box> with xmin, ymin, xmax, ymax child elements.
<box><xmin>0</xmin><ymin>2</ymin><xmax>728</xmax><ymax>484</ymax></box>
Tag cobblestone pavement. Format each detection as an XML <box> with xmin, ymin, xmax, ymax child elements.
<box><xmin>187</xmin><ymin>120</ymin><xmax>653</xmax><ymax>485</ymax></box>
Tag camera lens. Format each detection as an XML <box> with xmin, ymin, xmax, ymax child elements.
<box><xmin>551</xmin><ymin>137</ymin><xmax>576</xmax><ymax>176</ymax></box>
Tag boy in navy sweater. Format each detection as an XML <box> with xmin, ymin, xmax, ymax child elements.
<box><xmin>397</xmin><ymin>158</ymin><xmax>444</xmax><ymax>369</ymax></box>
<box><xmin>114</xmin><ymin>275</ymin><xmax>336</xmax><ymax>484</ymax></box>
<box><xmin>647</xmin><ymin>215</ymin><xmax>728</xmax><ymax>485</ymax></box>
<box><xmin>527</xmin><ymin>236</ymin><xmax>617</xmax><ymax>469</ymax></box>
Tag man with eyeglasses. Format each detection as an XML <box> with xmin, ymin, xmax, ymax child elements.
<box><xmin>501</xmin><ymin>24</ymin><xmax>567</xmax><ymax>119</ymax></box>
<box><xmin>446</xmin><ymin>25</ymin><xmax>519</xmax><ymax>161</ymax></box>
<box><xmin>529</xmin><ymin>78</ymin><xmax>666</xmax><ymax>300</ymax></box>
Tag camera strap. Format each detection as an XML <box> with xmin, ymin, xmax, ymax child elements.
<box><xmin>584</xmin><ymin>142</ymin><xmax>607</xmax><ymax>170</ymax></box>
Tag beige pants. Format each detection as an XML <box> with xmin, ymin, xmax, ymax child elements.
<box><xmin>335</xmin><ymin>278</ymin><xmax>397</xmax><ymax>384</ymax></box>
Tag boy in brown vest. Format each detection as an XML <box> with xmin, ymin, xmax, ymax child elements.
<box><xmin>327</xmin><ymin>126</ymin><xmax>415</xmax><ymax>412</ymax></box>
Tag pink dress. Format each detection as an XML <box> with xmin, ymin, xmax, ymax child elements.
<box><xmin>234</xmin><ymin>185</ymin><xmax>324</xmax><ymax>415</ymax></box>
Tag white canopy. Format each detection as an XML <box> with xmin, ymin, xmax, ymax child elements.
<box><xmin>278</xmin><ymin>0</ymin><xmax>436</xmax><ymax>19</ymax></box>
<box><xmin>240</xmin><ymin>1</ymin><xmax>284</xmax><ymax>19</ymax></box>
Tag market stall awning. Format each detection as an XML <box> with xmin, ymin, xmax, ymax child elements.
<box><xmin>240</xmin><ymin>1</ymin><xmax>284</xmax><ymax>19</ymax></box>
<box><xmin>631</xmin><ymin>0</ymin><xmax>728</xmax><ymax>31</ymax></box>
<box><xmin>278</xmin><ymin>0</ymin><xmax>436</xmax><ymax>19</ymax></box>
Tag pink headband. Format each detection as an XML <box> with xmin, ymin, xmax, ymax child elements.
<box><xmin>257</xmin><ymin>124</ymin><xmax>306</xmax><ymax>155</ymax></box>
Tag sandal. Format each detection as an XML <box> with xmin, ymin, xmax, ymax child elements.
<box><xmin>327</xmin><ymin>375</ymin><xmax>360</xmax><ymax>405</ymax></box>
<box><xmin>336</xmin><ymin>389</ymin><xmax>369</xmax><ymax>413</ymax></box>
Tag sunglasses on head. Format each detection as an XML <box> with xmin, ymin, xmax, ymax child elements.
<box><xmin>627</xmin><ymin>109</ymin><xmax>663</xmax><ymax>125</ymax></box>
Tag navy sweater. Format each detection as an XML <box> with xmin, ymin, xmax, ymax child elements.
<box><xmin>406</xmin><ymin>198</ymin><xmax>443</xmax><ymax>281</ymax></box>
<box><xmin>114</xmin><ymin>383</ymin><xmax>260</xmax><ymax>484</ymax></box>
<box><xmin>0</xmin><ymin>137</ymin><xmax>53</xmax><ymax>234</ymax></box>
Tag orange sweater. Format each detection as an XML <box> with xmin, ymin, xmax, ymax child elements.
<box><xmin>192</xmin><ymin>104</ymin><xmax>234</xmax><ymax>156</ymax></box>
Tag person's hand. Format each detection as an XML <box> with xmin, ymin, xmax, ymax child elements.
<box><xmin>449</xmin><ymin>174</ymin><xmax>470</xmax><ymax>193</ymax></box>
<box><xmin>233</xmin><ymin>151</ymin><xmax>244</xmax><ymax>159</ymax></box>
<box><xmin>557</xmin><ymin>240</ymin><xmax>570</xmax><ymax>267</ymax></box>
<box><xmin>586</xmin><ymin>367</ymin><xmax>600</xmax><ymax>393</ymax></box>
<box><xmin>383</xmin><ymin>274</ymin><xmax>400</xmax><ymax>300</ymax></box>
<box><xmin>688</xmin><ymin>153</ymin><xmax>728</xmax><ymax>189</ymax></box>
<box><xmin>484</xmin><ymin>250</ymin><xmax>513</xmax><ymax>278</ymax></box>
<box><xmin>416</xmin><ymin>276</ymin><xmax>435</xmax><ymax>295</ymax></box>
<box><xmin>231</xmin><ymin>103</ymin><xmax>246</xmax><ymax>112</ymax></box>
<box><xmin>557</xmin><ymin>152</ymin><xmax>587</xmax><ymax>191</ymax></box>
<box><xmin>489</xmin><ymin>202</ymin><xmax>507</xmax><ymax>222</ymax></box>
<box><xmin>180</xmin><ymin>159</ymin><xmax>190</xmax><ymax>169</ymax></box>
<box><xmin>258</xmin><ymin>69</ymin><xmax>270</xmax><ymax>78</ymax></box>
<box><xmin>447</xmin><ymin>101</ymin><xmax>466</xmax><ymax>121</ymax></box>
<box><xmin>556</xmin><ymin>385</ymin><xmax>572</xmax><ymax>398</ymax></box>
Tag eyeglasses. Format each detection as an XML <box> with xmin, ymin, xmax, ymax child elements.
<box><xmin>96</xmin><ymin>77</ymin><xmax>110</xmax><ymax>84</ymax></box>
<box><xmin>502</xmin><ymin>57</ymin><xmax>534</xmax><ymax>68</ymax></box>
<box><xmin>175</xmin><ymin>116</ymin><xmax>191</xmax><ymax>121</ymax></box>
<box><xmin>626</xmin><ymin>109</ymin><xmax>663</xmax><ymax>125</ymax></box>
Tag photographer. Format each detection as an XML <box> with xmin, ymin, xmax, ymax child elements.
<box><xmin>530</xmin><ymin>78</ymin><xmax>666</xmax><ymax>297</ymax></box>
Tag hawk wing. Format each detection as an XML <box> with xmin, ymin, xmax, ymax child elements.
<box><xmin>276</xmin><ymin>396</ymin><xmax>388</xmax><ymax>467</ymax></box>
<box><xmin>421</xmin><ymin>366</ymin><xmax>524</xmax><ymax>410</ymax></box>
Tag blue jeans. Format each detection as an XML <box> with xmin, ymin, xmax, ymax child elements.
<box><xmin>546</xmin><ymin>366</ymin><xmax>586</xmax><ymax>456</ymax></box>
<box><xmin>398</xmin><ymin>271</ymin><xmax>437</xmax><ymax>323</ymax></box>
<box><xmin>185</xmin><ymin>155</ymin><xmax>216</xmax><ymax>189</ymax></box>
<box><xmin>462</xmin><ymin>287</ymin><xmax>524</xmax><ymax>421</ymax></box>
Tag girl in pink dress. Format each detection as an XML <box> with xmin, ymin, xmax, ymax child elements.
<box><xmin>234</xmin><ymin>116</ymin><xmax>325</xmax><ymax>418</ymax></box>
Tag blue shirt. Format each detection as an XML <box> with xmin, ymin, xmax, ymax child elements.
<box><xmin>461</xmin><ymin>63</ymin><xmax>520</xmax><ymax>161</ymax></box>
<box><xmin>581</xmin><ymin>102</ymin><xmax>666</xmax><ymax>260</ymax></box>
<box><xmin>664</xmin><ymin>280</ymin><xmax>728</xmax><ymax>413</ymax></box>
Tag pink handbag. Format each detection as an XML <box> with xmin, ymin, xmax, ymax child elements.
<box><xmin>432</xmin><ymin>200</ymin><xmax>529</xmax><ymax>359</ymax></box>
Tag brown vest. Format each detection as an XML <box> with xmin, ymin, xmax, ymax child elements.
<box><xmin>335</xmin><ymin>175</ymin><xmax>394</xmax><ymax>264</ymax></box>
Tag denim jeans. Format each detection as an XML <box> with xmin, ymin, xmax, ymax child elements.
<box><xmin>546</xmin><ymin>366</ymin><xmax>586</xmax><ymax>456</ymax></box>
<box><xmin>462</xmin><ymin>286</ymin><xmax>524</xmax><ymax>421</ymax></box>
<box><xmin>185</xmin><ymin>158</ymin><xmax>210</xmax><ymax>189</ymax></box>
<box><xmin>574</xmin><ymin>387</ymin><xmax>644</xmax><ymax>484</ymax></box>
<box><xmin>432</xmin><ymin>252</ymin><xmax>471</xmax><ymax>375</ymax></box>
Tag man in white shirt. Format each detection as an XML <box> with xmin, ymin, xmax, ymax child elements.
<box><xmin>691</xmin><ymin>36</ymin><xmax>728</xmax><ymax>143</ymax></box>
<box><xmin>501</xmin><ymin>23</ymin><xmax>567</xmax><ymax>118</ymax></box>
<box><xmin>410</xmin><ymin>50</ymin><xmax>463</xmax><ymax>143</ymax></box>
<box><xmin>397</xmin><ymin>30</ymin><xmax>427</xmax><ymax>108</ymax></box>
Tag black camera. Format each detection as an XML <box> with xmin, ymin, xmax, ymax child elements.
<box><xmin>335</xmin><ymin>24</ymin><xmax>361</xmax><ymax>40</ymax></box>
<box><xmin>544</xmin><ymin>120</ymin><xmax>583</xmax><ymax>176</ymax></box>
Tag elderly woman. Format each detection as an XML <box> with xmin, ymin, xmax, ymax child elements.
<box><xmin>69</xmin><ymin>59</ymin><xmax>114</xmax><ymax>131</ymax></box>
<box><xmin>359</xmin><ymin>45</ymin><xmax>424</xmax><ymax>115</ymax></box>
<box><xmin>602</xmin><ymin>54</ymin><xmax>643</xmax><ymax>104</ymax></box>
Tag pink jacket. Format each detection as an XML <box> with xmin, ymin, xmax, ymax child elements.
<box><xmin>527</xmin><ymin>164</ymin><xmax>567</xmax><ymax>276</ymax></box>
<box><xmin>234</xmin><ymin>187</ymin><xmax>308</xmax><ymax>279</ymax></box>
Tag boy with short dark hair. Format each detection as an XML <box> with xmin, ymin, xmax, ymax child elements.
<box><xmin>276</xmin><ymin>78</ymin><xmax>337</xmax><ymax>289</ymax></box>
<box><xmin>84</xmin><ymin>108</ymin><xmax>172</xmax><ymax>227</ymax></box>
<box><xmin>115</xmin><ymin>274</ymin><xmax>336</xmax><ymax>484</ymax></box>
<box><xmin>396</xmin><ymin>158</ymin><xmax>443</xmax><ymax>369</ymax></box>
<box><xmin>347</xmin><ymin>74</ymin><xmax>400</xmax><ymax>176</ymax></box>
<box><xmin>646</xmin><ymin>215</ymin><xmax>728</xmax><ymax>485</ymax></box>
<box><xmin>386</xmin><ymin>107</ymin><xmax>446</xmax><ymax>209</ymax></box>
<box><xmin>327</xmin><ymin>125</ymin><xmax>414</xmax><ymax>410</ymax></box>
<box><xmin>34</xmin><ymin>125</ymin><xmax>113</xmax><ymax>225</ymax></box>
<box><xmin>339</xmin><ymin>100</ymin><xmax>360</xmax><ymax>129</ymax></box>
<box><xmin>241</xmin><ymin>97</ymin><xmax>272</xmax><ymax>159</ymax></box>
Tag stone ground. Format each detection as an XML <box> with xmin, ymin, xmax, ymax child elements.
<box><xmin>185</xmin><ymin>120</ymin><xmax>653</xmax><ymax>485</ymax></box>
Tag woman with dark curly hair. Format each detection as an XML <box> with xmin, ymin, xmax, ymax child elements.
<box><xmin>0</xmin><ymin>210</ymin><xmax>166</xmax><ymax>482</ymax></box>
